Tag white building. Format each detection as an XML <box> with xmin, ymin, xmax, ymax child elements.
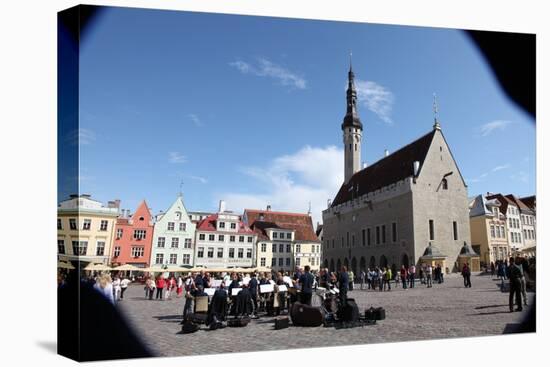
<box><xmin>150</xmin><ymin>195</ymin><xmax>196</xmax><ymax>268</ymax></box>
<box><xmin>194</xmin><ymin>201</ymin><xmax>257</xmax><ymax>268</ymax></box>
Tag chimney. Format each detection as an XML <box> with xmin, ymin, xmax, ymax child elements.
<box><xmin>219</xmin><ymin>200</ymin><xmax>226</xmax><ymax>213</ymax></box>
<box><xmin>327</xmin><ymin>199</ymin><xmax>332</xmax><ymax>208</ymax></box>
<box><xmin>266</xmin><ymin>205</ymin><xmax>271</xmax><ymax>211</ymax></box>
<box><xmin>413</xmin><ymin>161</ymin><xmax>420</xmax><ymax>176</ymax></box>
<box><xmin>384</xmin><ymin>149</ymin><xmax>389</xmax><ymax>157</ymax></box>
<box><xmin>362</xmin><ymin>162</ymin><xmax>367</xmax><ymax>169</ymax></box>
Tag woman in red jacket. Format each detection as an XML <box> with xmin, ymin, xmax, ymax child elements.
<box><xmin>155</xmin><ymin>276</ymin><xmax>165</xmax><ymax>300</ymax></box>
<box><xmin>400</xmin><ymin>265</ymin><xmax>408</xmax><ymax>289</ymax></box>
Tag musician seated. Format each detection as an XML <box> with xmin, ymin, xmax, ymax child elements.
<box><xmin>206</xmin><ymin>283</ymin><xmax>228</xmax><ymax>326</ymax></box>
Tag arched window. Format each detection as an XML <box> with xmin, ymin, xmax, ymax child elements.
<box><xmin>442</xmin><ymin>178</ymin><xmax>448</xmax><ymax>190</ymax></box>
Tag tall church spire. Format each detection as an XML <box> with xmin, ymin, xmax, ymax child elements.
<box><xmin>342</xmin><ymin>57</ymin><xmax>363</xmax><ymax>183</ymax></box>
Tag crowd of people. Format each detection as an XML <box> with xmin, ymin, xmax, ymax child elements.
<box><xmin>489</xmin><ymin>256</ymin><xmax>535</xmax><ymax>312</ymax></box>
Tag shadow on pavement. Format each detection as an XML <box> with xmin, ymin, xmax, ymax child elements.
<box><xmin>36</xmin><ymin>341</ymin><xmax>57</xmax><ymax>354</ymax></box>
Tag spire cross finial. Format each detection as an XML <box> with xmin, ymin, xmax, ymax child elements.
<box><xmin>349</xmin><ymin>51</ymin><xmax>353</xmax><ymax>71</ymax></box>
<box><xmin>433</xmin><ymin>93</ymin><xmax>441</xmax><ymax>130</ymax></box>
<box><xmin>179</xmin><ymin>180</ymin><xmax>184</xmax><ymax>197</ymax></box>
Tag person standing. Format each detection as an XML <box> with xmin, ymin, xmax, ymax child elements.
<box><xmin>176</xmin><ymin>275</ymin><xmax>183</xmax><ymax>298</ymax></box>
<box><xmin>359</xmin><ymin>270</ymin><xmax>366</xmax><ymax>290</ymax></box>
<box><xmin>155</xmin><ymin>275</ymin><xmax>165</xmax><ymax>300</ymax></box>
<box><xmin>348</xmin><ymin>269</ymin><xmax>354</xmax><ymax>291</ymax></box>
<box><xmin>408</xmin><ymin>264</ymin><xmax>416</xmax><ymax>288</ymax></box>
<box><xmin>181</xmin><ymin>275</ymin><xmax>196</xmax><ymax>322</ymax></box>
<box><xmin>298</xmin><ymin>265</ymin><xmax>314</xmax><ymax>305</ymax></box>
<box><xmin>93</xmin><ymin>273</ymin><xmax>115</xmax><ymax>305</ymax></box>
<box><xmin>384</xmin><ymin>267</ymin><xmax>392</xmax><ymax>291</ymax></box>
<box><xmin>462</xmin><ymin>263</ymin><xmax>472</xmax><ymax>288</ymax></box>
<box><xmin>249</xmin><ymin>273</ymin><xmax>259</xmax><ymax>315</ymax></box>
<box><xmin>112</xmin><ymin>275</ymin><xmax>122</xmax><ymax>303</ymax></box>
<box><xmin>517</xmin><ymin>257</ymin><xmax>528</xmax><ymax>306</ymax></box>
<box><xmin>490</xmin><ymin>261</ymin><xmax>496</xmax><ymax>277</ymax></box>
<box><xmin>508</xmin><ymin>257</ymin><xmax>523</xmax><ymax>312</ymax></box>
<box><xmin>400</xmin><ymin>265</ymin><xmax>408</xmax><ymax>289</ymax></box>
<box><xmin>120</xmin><ymin>275</ymin><xmax>131</xmax><ymax>300</ymax></box>
<box><xmin>338</xmin><ymin>266</ymin><xmax>349</xmax><ymax>306</ymax></box>
<box><xmin>426</xmin><ymin>264</ymin><xmax>433</xmax><ymax>288</ymax></box>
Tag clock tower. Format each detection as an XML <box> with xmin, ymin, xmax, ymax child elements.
<box><xmin>341</xmin><ymin>58</ymin><xmax>363</xmax><ymax>183</ymax></box>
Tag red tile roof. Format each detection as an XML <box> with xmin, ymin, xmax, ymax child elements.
<box><xmin>196</xmin><ymin>214</ymin><xmax>255</xmax><ymax>234</ymax></box>
<box><xmin>244</xmin><ymin>209</ymin><xmax>320</xmax><ymax>242</ymax></box>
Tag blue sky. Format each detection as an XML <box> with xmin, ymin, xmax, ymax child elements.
<box><xmin>74</xmin><ymin>6</ymin><xmax>536</xmax><ymax>224</ymax></box>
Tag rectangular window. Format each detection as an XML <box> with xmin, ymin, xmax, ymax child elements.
<box><xmin>217</xmin><ymin>248</ymin><xmax>223</xmax><ymax>258</ymax></box>
<box><xmin>272</xmin><ymin>243</ymin><xmax>277</xmax><ymax>252</ymax></box>
<box><xmin>100</xmin><ymin>220</ymin><xmax>108</xmax><ymax>231</ymax></box>
<box><xmin>392</xmin><ymin>223</ymin><xmax>397</xmax><ymax>243</ymax></box>
<box><xmin>382</xmin><ymin>225</ymin><xmax>386</xmax><ymax>243</ymax></box>
<box><xmin>453</xmin><ymin>221</ymin><xmax>458</xmax><ymax>241</ymax></box>
<box><xmin>134</xmin><ymin>229</ymin><xmax>146</xmax><ymax>240</ymax></box>
<box><xmin>271</xmin><ymin>258</ymin><xmax>276</xmax><ymax>266</ymax></box>
<box><xmin>155</xmin><ymin>253</ymin><xmax>164</xmax><ymax>265</ymax></box>
<box><xmin>261</xmin><ymin>243</ymin><xmax>266</xmax><ymax>252</ymax></box>
<box><xmin>429</xmin><ymin>220</ymin><xmax>434</xmax><ymax>241</ymax></box>
<box><xmin>57</xmin><ymin>218</ymin><xmax>62</xmax><ymax>230</ymax></box>
<box><xmin>341</xmin><ymin>237</ymin><xmax>344</xmax><ymax>248</ymax></box>
<box><xmin>219</xmin><ymin>222</ymin><xmax>225</xmax><ymax>229</ymax></box>
<box><xmin>501</xmin><ymin>226</ymin><xmax>506</xmax><ymax>239</ymax></box>
<box><xmin>199</xmin><ymin>233</ymin><xmax>205</xmax><ymax>241</ymax></box>
<box><xmin>246</xmin><ymin>248</ymin><xmax>252</xmax><ymax>258</ymax></box>
<box><xmin>72</xmin><ymin>241</ymin><xmax>88</xmax><ymax>256</ymax></box>
<box><xmin>219</xmin><ymin>234</ymin><xmax>225</xmax><ymax>242</ymax></box>
<box><xmin>367</xmin><ymin>228</ymin><xmax>372</xmax><ymax>246</ymax></box>
<box><xmin>261</xmin><ymin>258</ymin><xmax>266</xmax><ymax>266</ymax></box>
<box><xmin>295</xmin><ymin>257</ymin><xmax>301</xmax><ymax>266</ymax></box>
<box><xmin>182</xmin><ymin>254</ymin><xmax>190</xmax><ymax>265</ymax></box>
<box><xmin>167</xmin><ymin>222</ymin><xmax>175</xmax><ymax>231</ymax></box>
<box><xmin>229</xmin><ymin>248</ymin><xmax>235</xmax><ymax>258</ymax></box>
<box><xmin>169</xmin><ymin>254</ymin><xmax>177</xmax><ymax>264</ymax></box>
<box><xmin>279</xmin><ymin>258</ymin><xmax>284</xmax><ymax>266</ymax></box>
<box><xmin>207</xmin><ymin>247</ymin><xmax>214</xmax><ymax>258</ymax></box>
<box><xmin>286</xmin><ymin>233</ymin><xmax>291</xmax><ymax>239</ymax></box>
<box><xmin>157</xmin><ymin>237</ymin><xmax>165</xmax><ymax>248</ymax></box>
<box><xmin>57</xmin><ymin>239</ymin><xmax>65</xmax><ymax>254</ymax></box>
<box><xmin>131</xmin><ymin>246</ymin><xmax>144</xmax><ymax>257</ymax></box>
<box><xmin>279</xmin><ymin>244</ymin><xmax>284</xmax><ymax>252</ymax></box>
<box><xmin>114</xmin><ymin>246</ymin><xmax>121</xmax><ymax>257</ymax></box>
<box><xmin>239</xmin><ymin>236</ymin><xmax>245</xmax><ymax>242</ymax></box>
<box><xmin>116</xmin><ymin>228</ymin><xmax>123</xmax><ymax>239</ymax></box>
<box><xmin>490</xmin><ymin>225</ymin><xmax>495</xmax><ymax>238</ymax></box>
<box><xmin>376</xmin><ymin>226</ymin><xmax>380</xmax><ymax>244</ymax></box>
<box><xmin>179</xmin><ymin>222</ymin><xmax>186</xmax><ymax>231</ymax></box>
<box><xmin>286</xmin><ymin>244</ymin><xmax>291</xmax><ymax>253</ymax></box>
<box><xmin>96</xmin><ymin>241</ymin><xmax>105</xmax><ymax>256</ymax></box>
<box><xmin>185</xmin><ymin>238</ymin><xmax>192</xmax><ymax>248</ymax></box>
<box><xmin>352</xmin><ymin>234</ymin><xmax>355</xmax><ymax>247</ymax></box>
<box><xmin>82</xmin><ymin>219</ymin><xmax>91</xmax><ymax>230</ymax></box>
<box><xmin>238</xmin><ymin>248</ymin><xmax>244</xmax><ymax>258</ymax></box>
<box><xmin>171</xmin><ymin>237</ymin><xmax>179</xmax><ymax>248</ymax></box>
<box><xmin>209</xmin><ymin>234</ymin><xmax>215</xmax><ymax>241</ymax></box>
<box><xmin>230</xmin><ymin>235</ymin><xmax>235</xmax><ymax>242</ymax></box>
<box><xmin>273</xmin><ymin>232</ymin><xmax>278</xmax><ymax>239</ymax></box>
<box><xmin>69</xmin><ymin>218</ymin><xmax>77</xmax><ymax>230</ymax></box>
<box><xmin>286</xmin><ymin>258</ymin><xmax>290</xmax><ymax>266</ymax></box>
<box><xmin>247</xmin><ymin>236</ymin><xmax>253</xmax><ymax>243</ymax></box>
<box><xmin>362</xmin><ymin>229</ymin><xmax>365</xmax><ymax>246</ymax></box>
<box><xmin>332</xmin><ymin>239</ymin><xmax>335</xmax><ymax>248</ymax></box>
<box><xmin>296</xmin><ymin>244</ymin><xmax>301</xmax><ymax>253</ymax></box>
<box><xmin>230</xmin><ymin>223</ymin><xmax>236</xmax><ymax>229</ymax></box>
<box><xmin>347</xmin><ymin>232</ymin><xmax>349</xmax><ymax>247</ymax></box>
<box><xmin>197</xmin><ymin>247</ymin><xmax>204</xmax><ymax>258</ymax></box>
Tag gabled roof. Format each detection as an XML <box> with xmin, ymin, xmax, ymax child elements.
<box><xmin>196</xmin><ymin>214</ymin><xmax>254</xmax><ymax>234</ymax></box>
<box><xmin>244</xmin><ymin>209</ymin><xmax>320</xmax><ymax>243</ymax></box>
<box><xmin>469</xmin><ymin>194</ymin><xmax>503</xmax><ymax>218</ymax></box>
<box><xmin>505</xmin><ymin>194</ymin><xmax>534</xmax><ymax>215</ymax></box>
<box><xmin>331</xmin><ymin>130</ymin><xmax>436</xmax><ymax>207</ymax></box>
<box><xmin>519</xmin><ymin>195</ymin><xmax>536</xmax><ymax>211</ymax></box>
<box><xmin>486</xmin><ymin>193</ymin><xmax>517</xmax><ymax>215</ymax></box>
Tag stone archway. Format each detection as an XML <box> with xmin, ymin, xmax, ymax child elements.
<box><xmin>344</xmin><ymin>258</ymin><xmax>349</xmax><ymax>268</ymax></box>
<box><xmin>330</xmin><ymin>259</ymin><xmax>335</xmax><ymax>272</ymax></box>
<box><xmin>337</xmin><ymin>258</ymin><xmax>342</xmax><ymax>271</ymax></box>
<box><xmin>351</xmin><ymin>257</ymin><xmax>357</xmax><ymax>275</ymax></box>
<box><xmin>380</xmin><ymin>255</ymin><xmax>388</xmax><ymax>268</ymax></box>
<box><xmin>323</xmin><ymin>259</ymin><xmax>329</xmax><ymax>269</ymax></box>
<box><xmin>360</xmin><ymin>256</ymin><xmax>366</xmax><ymax>272</ymax></box>
<box><xmin>369</xmin><ymin>256</ymin><xmax>376</xmax><ymax>268</ymax></box>
<box><xmin>401</xmin><ymin>253</ymin><xmax>409</xmax><ymax>268</ymax></box>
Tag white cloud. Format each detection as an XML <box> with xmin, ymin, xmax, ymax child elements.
<box><xmin>190</xmin><ymin>175</ymin><xmax>208</xmax><ymax>184</ymax></box>
<box><xmin>222</xmin><ymin>145</ymin><xmax>343</xmax><ymax>224</ymax></box>
<box><xmin>169</xmin><ymin>152</ymin><xmax>187</xmax><ymax>164</ymax></box>
<box><xmin>188</xmin><ymin>114</ymin><xmax>202</xmax><ymax>127</ymax></box>
<box><xmin>479</xmin><ymin>120</ymin><xmax>513</xmax><ymax>136</ymax></box>
<box><xmin>66</xmin><ymin>128</ymin><xmax>96</xmax><ymax>146</ymax></box>
<box><xmin>510</xmin><ymin>171</ymin><xmax>528</xmax><ymax>183</ymax></box>
<box><xmin>466</xmin><ymin>164</ymin><xmax>511</xmax><ymax>184</ymax></box>
<box><xmin>355</xmin><ymin>79</ymin><xmax>394</xmax><ymax>125</ymax></box>
<box><xmin>492</xmin><ymin>164</ymin><xmax>510</xmax><ymax>172</ymax></box>
<box><xmin>229</xmin><ymin>57</ymin><xmax>307</xmax><ymax>90</ymax></box>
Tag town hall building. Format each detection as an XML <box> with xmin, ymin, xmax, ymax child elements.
<box><xmin>322</xmin><ymin>64</ymin><xmax>472</xmax><ymax>275</ymax></box>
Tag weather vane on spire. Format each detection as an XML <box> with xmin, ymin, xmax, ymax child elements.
<box><xmin>433</xmin><ymin>93</ymin><xmax>441</xmax><ymax>130</ymax></box>
<box><xmin>179</xmin><ymin>179</ymin><xmax>184</xmax><ymax>197</ymax></box>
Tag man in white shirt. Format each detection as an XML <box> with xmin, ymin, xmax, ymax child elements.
<box><xmin>425</xmin><ymin>264</ymin><xmax>433</xmax><ymax>288</ymax></box>
<box><xmin>120</xmin><ymin>276</ymin><xmax>131</xmax><ymax>299</ymax></box>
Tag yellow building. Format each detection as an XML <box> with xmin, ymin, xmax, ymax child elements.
<box><xmin>57</xmin><ymin>194</ymin><xmax>119</xmax><ymax>265</ymax></box>
<box><xmin>469</xmin><ymin>194</ymin><xmax>509</xmax><ymax>265</ymax></box>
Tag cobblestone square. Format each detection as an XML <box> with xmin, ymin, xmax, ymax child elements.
<box><xmin>116</xmin><ymin>273</ymin><xmax>534</xmax><ymax>357</ymax></box>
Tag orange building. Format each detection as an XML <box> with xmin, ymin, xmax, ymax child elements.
<box><xmin>111</xmin><ymin>201</ymin><xmax>154</xmax><ymax>268</ymax></box>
